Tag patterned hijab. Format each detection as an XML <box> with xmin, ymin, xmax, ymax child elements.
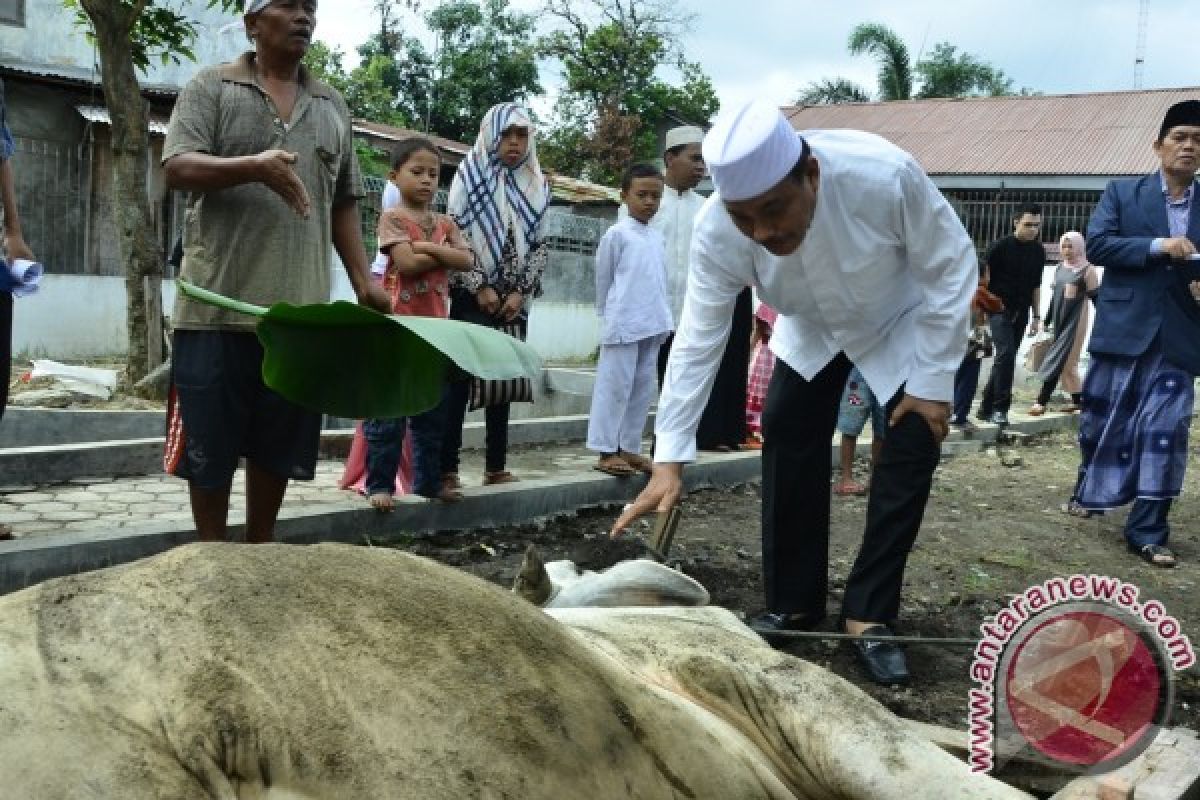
<box><xmin>447</xmin><ymin>103</ymin><xmax>550</xmax><ymax>276</ymax></box>
<box><xmin>1059</xmin><ymin>231</ymin><xmax>1089</xmax><ymax>275</ymax></box>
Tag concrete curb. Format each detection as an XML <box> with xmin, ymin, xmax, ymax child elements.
<box><xmin>0</xmin><ymin>413</ymin><xmax>654</xmax><ymax>487</ymax></box>
<box><xmin>0</xmin><ymin>451</ymin><xmax>759</xmax><ymax>594</ymax></box>
<box><xmin>0</xmin><ymin>413</ymin><xmax>1078</xmax><ymax>595</ymax></box>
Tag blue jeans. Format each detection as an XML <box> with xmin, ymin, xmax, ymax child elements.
<box><xmin>952</xmin><ymin>352</ymin><xmax>982</xmax><ymax>424</ymax></box>
<box><xmin>364</xmin><ymin>390</ymin><xmax>448</xmax><ymax>498</ymax></box>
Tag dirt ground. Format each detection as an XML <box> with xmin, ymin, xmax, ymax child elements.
<box><xmin>391</xmin><ymin>423</ymin><xmax>1200</xmax><ymax>738</ymax></box>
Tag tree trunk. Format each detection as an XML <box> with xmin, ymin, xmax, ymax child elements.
<box><xmin>79</xmin><ymin>0</ymin><xmax>164</xmax><ymax>385</ymax></box>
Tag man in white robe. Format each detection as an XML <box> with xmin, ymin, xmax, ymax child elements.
<box><xmin>613</xmin><ymin>100</ymin><xmax>976</xmax><ymax>686</ymax></box>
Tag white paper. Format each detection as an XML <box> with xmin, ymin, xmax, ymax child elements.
<box><xmin>29</xmin><ymin>359</ymin><xmax>118</xmax><ymax>399</ymax></box>
<box><xmin>9</xmin><ymin>258</ymin><xmax>42</xmax><ymax>297</ymax></box>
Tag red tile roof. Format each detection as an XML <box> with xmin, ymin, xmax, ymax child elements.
<box><xmin>782</xmin><ymin>87</ymin><xmax>1200</xmax><ymax>176</ymax></box>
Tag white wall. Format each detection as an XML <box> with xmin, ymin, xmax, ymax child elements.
<box><xmin>11</xmin><ymin>273</ymin><xmax>601</xmax><ymax>363</ymax></box>
<box><xmin>1</xmin><ymin>0</ymin><xmax>244</xmax><ymax>89</ymax></box>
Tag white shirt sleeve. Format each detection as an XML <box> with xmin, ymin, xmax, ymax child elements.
<box><xmin>654</xmin><ymin>207</ymin><xmax>756</xmax><ymax>462</ymax></box>
<box><xmin>894</xmin><ymin>160</ymin><xmax>976</xmax><ymax>401</ymax></box>
<box><xmin>595</xmin><ymin>228</ymin><xmax>618</xmax><ymax>319</ymax></box>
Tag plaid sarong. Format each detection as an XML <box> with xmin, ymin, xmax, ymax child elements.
<box><xmin>1076</xmin><ymin>343</ymin><xmax>1194</xmax><ymax>509</ymax></box>
<box><xmin>746</xmin><ymin>341</ymin><xmax>776</xmax><ymax>434</ymax></box>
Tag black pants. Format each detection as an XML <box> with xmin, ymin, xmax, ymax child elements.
<box><xmin>696</xmin><ymin>287</ymin><xmax>752</xmax><ymax>449</ymax></box>
<box><xmin>656</xmin><ymin>333</ymin><xmax>674</xmax><ymax>389</ymax></box>
<box><xmin>441</xmin><ymin>289</ymin><xmax>518</xmax><ymax>475</ymax></box>
<box><xmin>979</xmin><ymin>310</ymin><xmax>1029</xmax><ymax>415</ymax></box>
<box><xmin>761</xmin><ymin>354</ymin><xmax>940</xmax><ymax>623</ymax></box>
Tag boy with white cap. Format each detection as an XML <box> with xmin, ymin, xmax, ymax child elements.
<box><xmin>612</xmin><ymin>100</ymin><xmax>976</xmax><ymax>685</ymax></box>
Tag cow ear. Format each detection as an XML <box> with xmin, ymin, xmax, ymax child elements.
<box><xmin>512</xmin><ymin>545</ymin><xmax>553</xmax><ymax>606</ymax></box>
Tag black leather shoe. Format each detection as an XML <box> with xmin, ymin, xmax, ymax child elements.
<box><xmin>849</xmin><ymin>625</ymin><xmax>911</xmax><ymax>685</ymax></box>
<box><xmin>750</xmin><ymin>611</ymin><xmax>825</xmax><ymax>639</ymax></box>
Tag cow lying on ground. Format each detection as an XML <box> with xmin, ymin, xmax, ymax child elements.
<box><xmin>0</xmin><ymin>543</ymin><xmax>1028</xmax><ymax>799</ymax></box>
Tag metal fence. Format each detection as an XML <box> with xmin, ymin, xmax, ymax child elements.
<box><xmin>943</xmin><ymin>188</ymin><xmax>1103</xmax><ymax>257</ymax></box>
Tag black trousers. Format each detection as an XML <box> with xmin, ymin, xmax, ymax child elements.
<box><xmin>656</xmin><ymin>333</ymin><xmax>674</xmax><ymax>389</ymax></box>
<box><xmin>979</xmin><ymin>309</ymin><xmax>1029</xmax><ymax>415</ymax></box>
<box><xmin>441</xmin><ymin>289</ymin><xmax>518</xmax><ymax>475</ymax></box>
<box><xmin>696</xmin><ymin>287</ymin><xmax>752</xmax><ymax>449</ymax></box>
<box><xmin>761</xmin><ymin>354</ymin><xmax>940</xmax><ymax>623</ymax></box>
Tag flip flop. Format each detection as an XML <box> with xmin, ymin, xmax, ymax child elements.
<box><xmin>594</xmin><ymin>456</ymin><xmax>636</xmax><ymax>477</ymax></box>
<box><xmin>1130</xmin><ymin>543</ymin><xmax>1177</xmax><ymax>568</ymax></box>
<box><xmin>833</xmin><ymin>480</ymin><xmax>867</xmax><ymax>496</ymax></box>
<box><xmin>618</xmin><ymin>451</ymin><xmax>654</xmax><ymax>474</ymax></box>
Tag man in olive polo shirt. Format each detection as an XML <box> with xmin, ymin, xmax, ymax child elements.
<box><xmin>163</xmin><ymin>0</ymin><xmax>390</xmax><ymax>543</ymax></box>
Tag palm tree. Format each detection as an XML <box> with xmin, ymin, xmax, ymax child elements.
<box><xmin>795</xmin><ymin>22</ymin><xmax>1020</xmax><ymax>105</ymax></box>
<box><xmin>796</xmin><ymin>78</ymin><xmax>872</xmax><ymax>105</ymax></box>
<box><xmin>846</xmin><ymin>22</ymin><xmax>913</xmax><ymax>101</ymax></box>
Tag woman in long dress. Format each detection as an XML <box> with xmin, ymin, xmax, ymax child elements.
<box><xmin>1029</xmin><ymin>231</ymin><xmax>1100</xmax><ymax>416</ymax></box>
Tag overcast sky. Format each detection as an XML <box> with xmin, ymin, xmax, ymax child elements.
<box><xmin>312</xmin><ymin>0</ymin><xmax>1197</xmax><ymax>117</ymax></box>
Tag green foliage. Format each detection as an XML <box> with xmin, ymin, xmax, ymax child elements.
<box><xmin>63</xmin><ymin>0</ymin><xmax>241</xmax><ymax>73</ymax></box>
<box><xmin>803</xmin><ymin>21</ymin><xmax>1029</xmax><ymax>104</ymax></box>
<box><xmin>796</xmin><ymin>78</ymin><xmax>872</xmax><ymax>105</ymax></box>
<box><xmin>915</xmin><ymin>43</ymin><xmax>1014</xmax><ymax>98</ymax></box>
<box><xmin>177</xmin><ymin>280</ymin><xmax>542</xmax><ymax>419</ymax></box>
<box><xmin>537</xmin><ymin>0</ymin><xmax>717</xmax><ymax>183</ymax></box>
<box><xmin>354</xmin><ymin>137</ymin><xmax>392</xmax><ymax>178</ymax></box>
<box><xmin>847</xmin><ymin>22</ymin><xmax>913</xmax><ymax>102</ymax></box>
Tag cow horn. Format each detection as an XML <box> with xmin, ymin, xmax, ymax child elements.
<box><xmin>512</xmin><ymin>545</ymin><xmax>553</xmax><ymax>606</ymax></box>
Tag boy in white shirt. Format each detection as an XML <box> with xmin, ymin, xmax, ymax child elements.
<box><xmin>588</xmin><ymin>164</ymin><xmax>672</xmax><ymax>476</ymax></box>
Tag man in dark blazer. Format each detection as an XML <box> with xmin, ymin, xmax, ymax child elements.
<box><xmin>1070</xmin><ymin>99</ymin><xmax>1200</xmax><ymax>567</ymax></box>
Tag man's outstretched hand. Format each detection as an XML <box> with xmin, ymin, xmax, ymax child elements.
<box><xmin>610</xmin><ymin>462</ymin><xmax>685</xmax><ymax>538</ymax></box>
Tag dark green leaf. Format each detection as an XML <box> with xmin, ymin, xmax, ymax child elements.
<box><xmin>176</xmin><ymin>281</ymin><xmax>542</xmax><ymax>419</ymax></box>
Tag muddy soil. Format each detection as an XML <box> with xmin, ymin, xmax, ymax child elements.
<box><xmin>392</xmin><ymin>426</ymin><xmax>1200</xmax><ymax>737</ymax></box>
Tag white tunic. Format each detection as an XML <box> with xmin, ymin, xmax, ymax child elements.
<box><xmin>595</xmin><ymin>216</ymin><xmax>674</xmax><ymax>345</ymax></box>
<box><xmin>649</xmin><ymin>187</ymin><xmax>706</xmax><ymax>324</ymax></box>
<box><xmin>655</xmin><ymin>129</ymin><xmax>976</xmax><ymax>463</ymax></box>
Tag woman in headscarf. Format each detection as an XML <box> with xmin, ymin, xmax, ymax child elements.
<box><xmin>1029</xmin><ymin>231</ymin><xmax>1100</xmax><ymax>416</ymax></box>
<box><xmin>440</xmin><ymin>102</ymin><xmax>550</xmax><ymax>488</ymax></box>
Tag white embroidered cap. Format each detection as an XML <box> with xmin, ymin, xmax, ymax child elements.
<box><xmin>702</xmin><ymin>100</ymin><xmax>803</xmax><ymax>202</ymax></box>
<box><xmin>664</xmin><ymin>125</ymin><xmax>704</xmax><ymax>150</ymax></box>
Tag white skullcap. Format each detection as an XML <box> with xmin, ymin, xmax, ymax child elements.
<box><xmin>244</xmin><ymin>0</ymin><xmax>271</xmax><ymax>13</ymax></box>
<box><xmin>703</xmin><ymin>100</ymin><xmax>803</xmax><ymax>201</ymax></box>
<box><xmin>664</xmin><ymin>125</ymin><xmax>704</xmax><ymax>151</ymax></box>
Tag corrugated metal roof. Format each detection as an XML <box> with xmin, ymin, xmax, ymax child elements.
<box><xmin>1</xmin><ymin>60</ymin><xmax>179</xmax><ymax>96</ymax></box>
<box><xmin>546</xmin><ymin>173</ymin><xmax>620</xmax><ymax>205</ymax></box>
<box><xmin>782</xmin><ymin>87</ymin><xmax>1200</xmax><ymax>176</ymax></box>
<box><xmin>76</xmin><ymin>105</ymin><xmax>170</xmax><ymax>136</ymax></box>
<box><xmin>352</xmin><ymin>120</ymin><xmax>470</xmax><ymax>161</ymax></box>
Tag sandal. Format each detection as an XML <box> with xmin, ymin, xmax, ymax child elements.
<box><xmin>0</xmin><ymin>522</ymin><xmax>12</xmax><ymax>541</ymax></box>
<box><xmin>1060</xmin><ymin>501</ymin><xmax>1099</xmax><ymax>519</ymax></box>
<box><xmin>618</xmin><ymin>450</ymin><xmax>654</xmax><ymax>474</ymax></box>
<box><xmin>833</xmin><ymin>480</ymin><xmax>867</xmax><ymax>497</ymax></box>
<box><xmin>1129</xmin><ymin>543</ymin><xmax>1177</xmax><ymax>568</ymax></box>
<box><xmin>368</xmin><ymin>492</ymin><xmax>395</xmax><ymax>513</ymax></box>
<box><xmin>483</xmin><ymin>470</ymin><xmax>519</xmax><ymax>486</ymax></box>
<box><xmin>593</xmin><ymin>455</ymin><xmax>636</xmax><ymax>477</ymax></box>
<box><xmin>1028</xmin><ymin>404</ymin><xmax>1046</xmax><ymax>417</ymax></box>
<box><xmin>441</xmin><ymin>472</ymin><xmax>462</xmax><ymax>491</ymax></box>
<box><xmin>419</xmin><ymin>485</ymin><xmax>463</xmax><ymax>503</ymax></box>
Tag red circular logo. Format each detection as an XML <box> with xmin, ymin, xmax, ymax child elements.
<box><xmin>1004</xmin><ymin>610</ymin><xmax>1165</xmax><ymax>767</ymax></box>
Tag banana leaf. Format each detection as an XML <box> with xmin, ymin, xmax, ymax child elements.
<box><xmin>176</xmin><ymin>281</ymin><xmax>542</xmax><ymax>419</ymax></box>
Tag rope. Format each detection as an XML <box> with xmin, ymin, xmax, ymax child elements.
<box><xmin>750</xmin><ymin>628</ymin><xmax>979</xmax><ymax>647</ymax></box>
